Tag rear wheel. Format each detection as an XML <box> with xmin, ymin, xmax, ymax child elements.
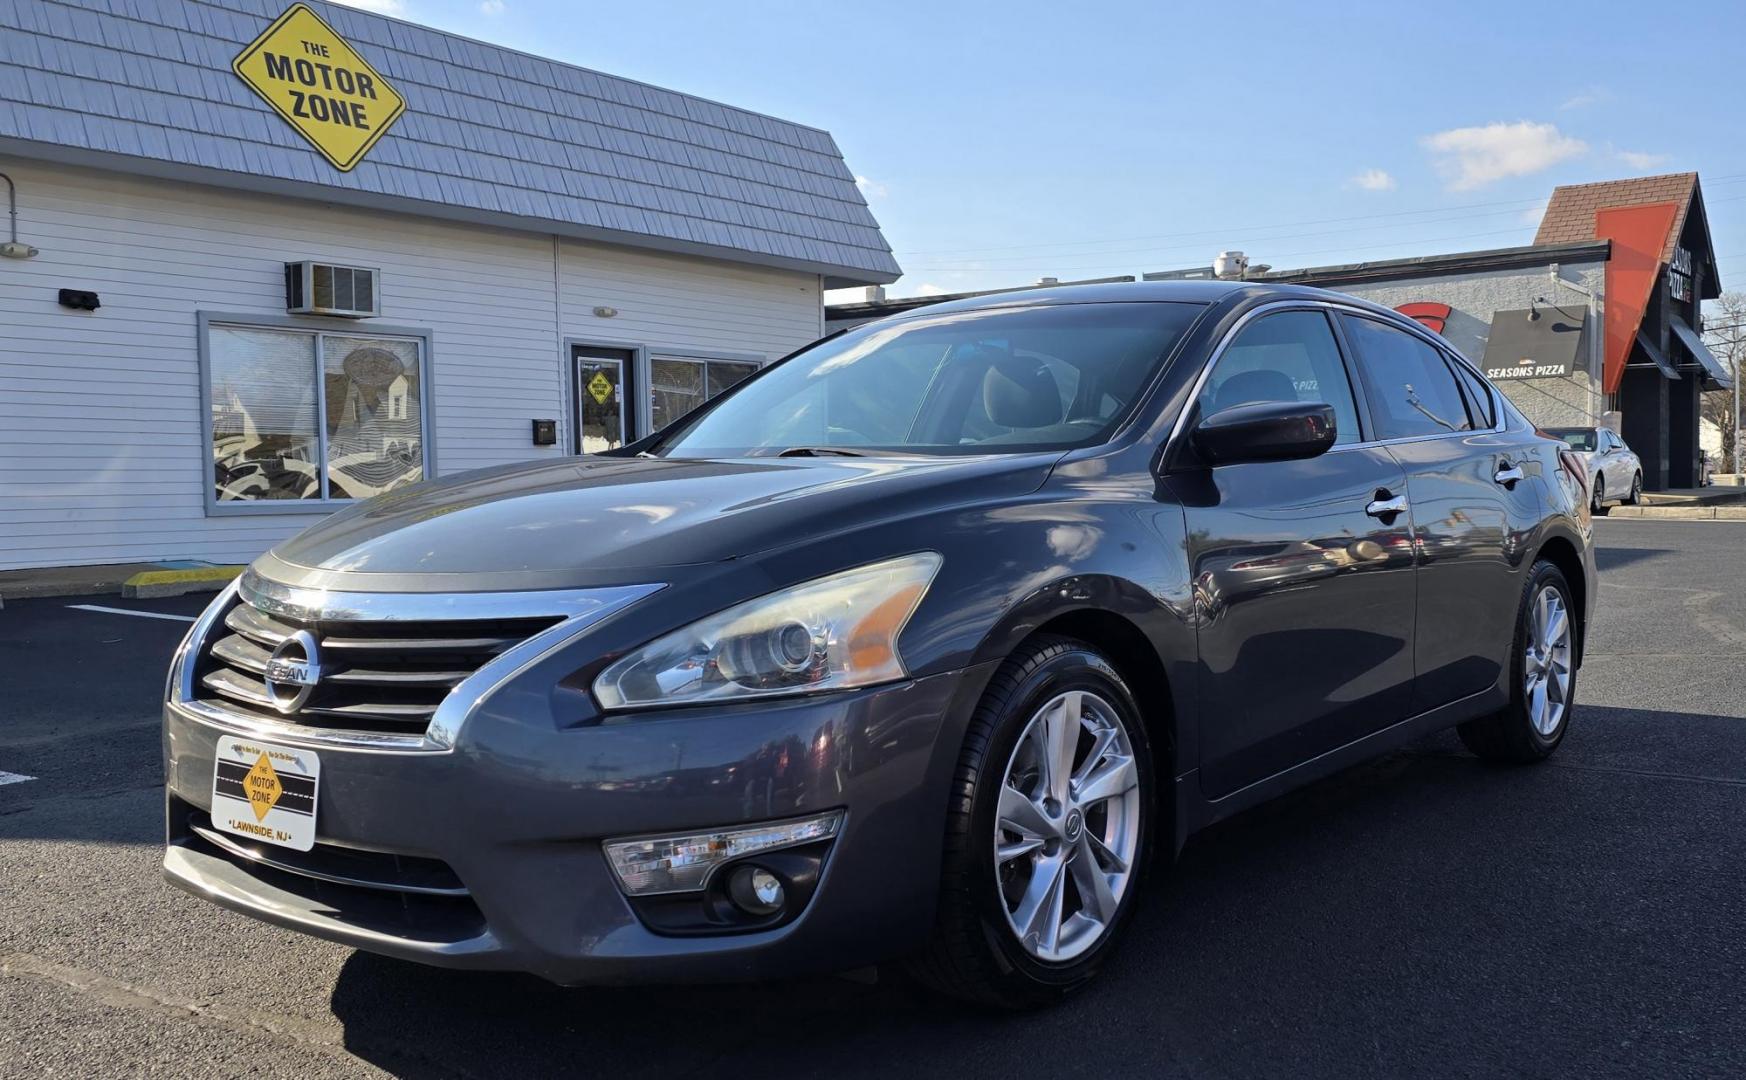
<box><xmin>1591</xmin><ymin>474</ymin><xmax>1606</xmax><ymax>514</ymax></box>
<box><xmin>1625</xmin><ymin>471</ymin><xmax>1643</xmax><ymax>505</ymax></box>
<box><xmin>909</xmin><ymin>636</ymin><xmax>1154</xmax><ymax>1009</ymax></box>
<box><xmin>1458</xmin><ymin>559</ymin><xmax>1576</xmax><ymax>763</ymax></box>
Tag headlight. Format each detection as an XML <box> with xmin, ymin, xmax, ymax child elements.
<box><xmin>592</xmin><ymin>552</ymin><xmax>942</xmax><ymax>710</ymax></box>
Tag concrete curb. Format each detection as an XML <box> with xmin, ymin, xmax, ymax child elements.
<box><xmin>121</xmin><ymin>566</ymin><xmax>244</xmax><ymax>598</ymax></box>
<box><xmin>1605</xmin><ymin>506</ymin><xmax>1746</xmax><ymax>520</ymax></box>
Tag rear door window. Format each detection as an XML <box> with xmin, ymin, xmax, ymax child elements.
<box><xmin>1340</xmin><ymin>315</ymin><xmax>1474</xmax><ymax>440</ymax></box>
<box><xmin>1449</xmin><ymin>356</ymin><xmax>1496</xmax><ymax>428</ymax></box>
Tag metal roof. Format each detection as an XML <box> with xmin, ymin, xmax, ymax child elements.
<box><xmin>0</xmin><ymin>0</ymin><xmax>900</xmax><ymax>286</ymax></box>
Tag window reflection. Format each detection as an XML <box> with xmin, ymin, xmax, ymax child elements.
<box><xmin>210</xmin><ymin>328</ymin><xmax>320</xmax><ymax>502</ymax></box>
<box><xmin>324</xmin><ymin>336</ymin><xmax>424</xmax><ymax>499</ymax></box>
<box><xmin>208</xmin><ymin>325</ymin><xmax>425</xmax><ymax>504</ymax></box>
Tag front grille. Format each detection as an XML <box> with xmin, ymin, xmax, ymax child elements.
<box><xmin>193</xmin><ymin>594</ymin><xmax>560</xmax><ymax>735</ymax></box>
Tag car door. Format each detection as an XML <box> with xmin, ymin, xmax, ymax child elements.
<box><xmin>1339</xmin><ymin>313</ymin><xmax>1544</xmax><ymax>714</ymax></box>
<box><xmin>1172</xmin><ymin>307</ymin><xmax>1418</xmax><ymax>799</ymax></box>
<box><xmin>1600</xmin><ymin>430</ymin><xmax>1632</xmax><ymax>491</ymax></box>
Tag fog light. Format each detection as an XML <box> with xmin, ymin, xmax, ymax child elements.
<box><xmin>603</xmin><ymin>811</ymin><xmax>843</xmax><ymax>896</ymax></box>
<box><xmin>727</xmin><ymin>865</ymin><xmax>785</xmax><ymax>916</ymax></box>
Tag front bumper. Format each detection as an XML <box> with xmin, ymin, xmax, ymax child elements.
<box><xmin>163</xmin><ymin>664</ymin><xmax>983</xmax><ymax>985</ymax></box>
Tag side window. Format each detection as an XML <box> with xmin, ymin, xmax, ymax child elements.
<box><xmin>1447</xmin><ymin>356</ymin><xmax>1496</xmax><ymax>429</ymax></box>
<box><xmin>1340</xmin><ymin>316</ymin><xmax>1474</xmax><ymax>439</ymax></box>
<box><xmin>1198</xmin><ymin>310</ymin><xmax>1362</xmax><ymax>445</ymax></box>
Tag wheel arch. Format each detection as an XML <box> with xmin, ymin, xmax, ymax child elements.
<box><xmin>1534</xmin><ymin>532</ymin><xmax>1589</xmax><ymax>665</ymax></box>
<box><xmin>1025</xmin><ymin>608</ymin><xmax>1177</xmax><ymax>778</ymax></box>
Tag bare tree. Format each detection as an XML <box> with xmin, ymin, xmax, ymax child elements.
<box><xmin>1702</xmin><ymin>291</ymin><xmax>1745</xmax><ymax>474</ymax></box>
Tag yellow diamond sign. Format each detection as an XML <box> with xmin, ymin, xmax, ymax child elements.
<box><xmin>587</xmin><ymin>371</ymin><xmax>615</xmax><ymax>406</ymax></box>
<box><xmin>232</xmin><ymin>3</ymin><xmax>407</xmax><ymax>172</ymax></box>
<box><xmin>244</xmin><ymin>752</ymin><xmax>284</xmax><ymax>822</ymax></box>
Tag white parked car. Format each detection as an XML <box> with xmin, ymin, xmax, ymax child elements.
<box><xmin>1545</xmin><ymin>426</ymin><xmax>1643</xmax><ymax>511</ymax></box>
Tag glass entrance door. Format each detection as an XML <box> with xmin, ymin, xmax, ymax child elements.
<box><xmin>574</xmin><ymin>346</ymin><xmax>634</xmax><ymax>453</ymax></box>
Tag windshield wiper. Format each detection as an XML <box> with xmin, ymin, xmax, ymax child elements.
<box><xmin>776</xmin><ymin>446</ymin><xmax>871</xmax><ymax>457</ymax></box>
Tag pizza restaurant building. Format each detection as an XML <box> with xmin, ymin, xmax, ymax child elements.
<box><xmin>830</xmin><ymin>173</ymin><xmax>1728</xmax><ymax>494</ymax></box>
<box><xmin>0</xmin><ymin>0</ymin><xmax>897</xmax><ymax>572</ymax></box>
<box><xmin>1266</xmin><ymin>174</ymin><xmax>1727</xmax><ymax>491</ymax></box>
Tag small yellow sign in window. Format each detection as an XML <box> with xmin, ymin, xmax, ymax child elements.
<box><xmin>588</xmin><ymin>371</ymin><xmax>615</xmax><ymax>406</ymax></box>
<box><xmin>232</xmin><ymin>3</ymin><xmax>407</xmax><ymax>172</ymax></box>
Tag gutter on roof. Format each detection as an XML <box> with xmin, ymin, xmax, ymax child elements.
<box><xmin>1260</xmin><ymin>241</ymin><xmax>1611</xmax><ymax>287</ymax></box>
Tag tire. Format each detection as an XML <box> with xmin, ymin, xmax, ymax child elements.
<box><xmin>1625</xmin><ymin>471</ymin><xmax>1643</xmax><ymax>505</ymax></box>
<box><xmin>1591</xmin><ymin>474</ymin><xmax>1607</xmax><ymax>514</ymax></box>
<box><xmin>908</xmin><ymin>636</ymin><xmax>1155</xmax><ymax>1009</ymax></box>
<box><xmin>1458</xmin><ymin>559</ymin><xmax>1577</xmax><ymax>763</ymax></box>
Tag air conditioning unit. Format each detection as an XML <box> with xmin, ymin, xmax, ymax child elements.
<box><xmin>285</xmin><ymin>261</ymin><xmax>380</xmax><ymax>318</ymax></box>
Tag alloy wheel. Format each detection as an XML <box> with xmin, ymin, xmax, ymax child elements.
<box><xmin>1591</xmin><ymin>476</ymin><xmax>1604</xmax><ymax>512</ymax></box>
<box><xmin>1523</xmin><ymin>585</ymin><xmax>1573</xmax><ymax>736</ymax></box>
<box><xmin>993</xmin><ymin>690</ymin><xmax>1141</xmax><ymax>963</ymax></box>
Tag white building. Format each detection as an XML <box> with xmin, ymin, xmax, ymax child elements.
<box><xmin>0</xmin><ymin>0</ymin><xmax>897</xmax><ymax>571</ymax></box>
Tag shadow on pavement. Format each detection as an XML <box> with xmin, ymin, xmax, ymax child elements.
<box><xmin>1593</xmin><ymin>545</ymin><xmax>1673</xmax><ymax>573</ymax></box>
<box><xmin>326</xmin><ymin>713</ymin><xmax>1746</xmax><ymax>1080</ymax></box>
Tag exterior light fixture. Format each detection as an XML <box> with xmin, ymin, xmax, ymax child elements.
<box><xmin>0</xmin><ymin>173</ymin><xmax>39</xmax><ymax>259</ymax></box>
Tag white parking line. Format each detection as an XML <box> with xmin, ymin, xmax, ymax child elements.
<box><xmin>66</xmin><ymin>604</ymin><xmax>197</xmax><ymax>623</ymax></box>
<box><xmin>0</xmin><ymin>771</ymin><xmax>36</xmax><ymax>787</ymax></box>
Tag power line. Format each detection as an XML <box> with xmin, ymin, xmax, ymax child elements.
<box><xmin>896</xmin><ymin>204</ymin><xmax>1552</xmax><ymax>268</ymax></box>
<box><xmin>906</xmin><ymin>224</ymin><xmax>1539</xmax><ymax>274</ymax></box>
<box><xmin>893</xmin><ymin>171</ymin><xmax>1746</xmax><ymax>258</ymax></box>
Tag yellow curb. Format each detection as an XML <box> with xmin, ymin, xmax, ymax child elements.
<box><xmin>122</xmin><ymin>566</ymin><xmax>244</xmax><ymax>587</ymax></box>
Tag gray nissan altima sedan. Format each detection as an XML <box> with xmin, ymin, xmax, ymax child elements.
<box><xmin>164</xmin><ymin>280</ymin><xmax>1597</xmax><ymax>1007</ymax></box>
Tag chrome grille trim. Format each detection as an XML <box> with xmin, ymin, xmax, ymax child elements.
<box><xmin>172</xmin><ymin>573</ymin><xmax>664</xmax><ymax>753</ymax></box>
<box><xmin>238</xmin><ymin>570</ymin><xmax>631</xmax><ymax>624</ymax></box>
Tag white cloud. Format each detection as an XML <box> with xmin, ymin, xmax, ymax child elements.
<box><xmin>1421</xmin><ymin>121</ymin><xmax>1587</xmax><ymax>191</ymax></box>
<box><xmin>1350</xmin><ymin>168</ymin><xmax>1396</xmax><ymax>191</ymax></box>
<box><xmin>1559</xmin><ymin>87</ymin><xmax>1609</xmax><ymax>111</ymax></box>
<box><xmin>854</xmin><ymin>175</ymin><xmax>888</xmax><ymax>200</ymax></box>
<box><xmin>479</xmin><ymin>0</ymin><xmax>505</xmax><ymax>12</ymax></box>
<box><xmin>1617</xmin><ymin>150</ymin><xmax>1669</xmax><ymax>170</ymax></box>
<box><xmin>330</xmin><ymin>0</ymin><xmax>406</xmax><ymax>13</ymax></box>
<box><xmin>911</xmin><ymin>282</ymin><xmax>949</xmax><ymax>297</ymax></box>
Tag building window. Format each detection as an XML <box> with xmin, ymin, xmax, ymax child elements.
<box><xmin>207</xmin><ymin>323</ymin><xmax>427</xmax><ymax>508</ymax></box>
<box><xmin>649</xmin><ymin>355</ymin><xmax>760</xmax><ymax>430</ymax></box>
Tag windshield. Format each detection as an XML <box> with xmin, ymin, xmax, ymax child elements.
<box><xmin>654</xmin><ymin>302</ymin><xmax>1204</xmax><ymax>457</ymax></box>
<box><xmin>1545</xmin><ymin>427</ymin><xmax>1597</xmax><ymax>452</ymax></box>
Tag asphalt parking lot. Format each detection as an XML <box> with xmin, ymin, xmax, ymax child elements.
<box><xmin>2</xmin><ymin>517</ymin><xmax>1744</xmax><ymax>1079</ymax></box>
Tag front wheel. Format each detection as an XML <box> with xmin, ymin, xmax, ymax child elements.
<box><xmin>1591</xmin><ymin>474</ymin><xmax>1607</xmax><ymax>514</ymax></box>
<box><xmin>1458</xmin><ymin>559</ymin><xmax>1576</xmax><ymax>763</ymax></box>
<box><xmin>908</xmin><ymin>637</ymin><xmax>1154</xmax><ymax>1009</ymax></box>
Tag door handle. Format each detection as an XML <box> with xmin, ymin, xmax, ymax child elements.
<box><xmin>1365</xmin><ymin>493</ymin><xmax>1408</xmax><ymax>518</ymax></box>
<box><xmin>1494</xmin><ymin>463</ymin><xmax>1525</xmax><ymax>487</ymax></box>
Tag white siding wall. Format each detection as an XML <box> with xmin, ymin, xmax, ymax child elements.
<box><xmin>0</xmin><ymin>160</ymin><xmax>823</xmax><ymax>571</ymax></box>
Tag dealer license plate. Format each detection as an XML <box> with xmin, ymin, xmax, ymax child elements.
<box><xmin>210</xmin><ymin>737</ymin><xmax>320</xmax><ymax>852</ymax></box>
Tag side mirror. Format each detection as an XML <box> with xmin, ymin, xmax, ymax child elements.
<box><xmin>1192</xmin><ymin>400</ymin><xmax>1338</xmax><ymax>466</ymax></box>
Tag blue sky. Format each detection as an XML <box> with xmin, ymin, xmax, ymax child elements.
<box><xmin>340</xmin><ymin>0</ymin><xmax>1746</xmax><ymax>300</ymax></box>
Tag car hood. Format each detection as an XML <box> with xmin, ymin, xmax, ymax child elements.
<box><xmin>261</xmin><ymin>453</ymin><xmax>1056</xmax><ymax>587</ymax></box>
